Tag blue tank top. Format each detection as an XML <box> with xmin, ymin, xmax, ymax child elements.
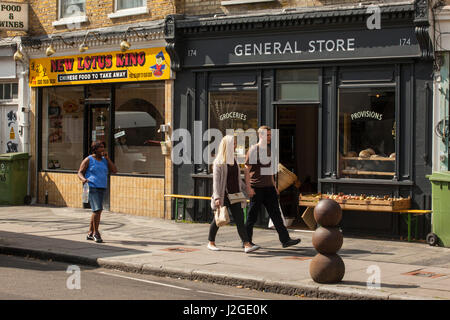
<box><xmin>85</xmin><ymin>155</ymin><xmax>108</xmax><ymax>189</ymax></box>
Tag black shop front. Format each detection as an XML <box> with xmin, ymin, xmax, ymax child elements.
<box><xmin>166</xmin><ymin>3</ymin><xmax>434</xmax><ymax>239</ymax></box>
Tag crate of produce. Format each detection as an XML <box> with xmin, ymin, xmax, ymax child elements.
<box><xmin>299</xmin><ymin>193</ymin><xmax>411</xmax><ymax>212</ymax></box>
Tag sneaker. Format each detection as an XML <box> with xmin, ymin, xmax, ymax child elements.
<box><xmin>86</xmin><ymin>233</ymin><xmax>94</xmax><ymax>241</ymax></box>
<box><xmin>241</xmin><ymin>242</ymin><xmax>257</xmax><ymax>248</ymax></box>
<box><xmin>93</xmin><ymin>233</ymin><xmax>103</xmax><ymax>243</ymax></box>
<box><xmin>244</xmin><ymin>244</ymin><xmax>260</xmax><ymax>253</ymax></box>
<box><xmin>282</xmin><ymin>238</ymin><xmax>301</xmax><ymax>248</ymax></box>
<box><xmin>207</xmin><ymin>243</ymin><xmax>220</xmax><ymax>251</ymax></box>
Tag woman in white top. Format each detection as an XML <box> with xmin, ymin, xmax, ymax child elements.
<box><xmin>208</xmin><ymin>135</ymin><xmax>260</xmax><ymax>253</ymax></box>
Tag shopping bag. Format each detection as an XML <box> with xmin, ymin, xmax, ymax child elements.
<box><xmin>268</xmin><ymin>203</ymin><xmax>288</xmax><ymax>228</ymax></box>
<box><xmin>215</xmin><ymin>206</ymin><xmax>230</xmax><ymax>227</ymax></box>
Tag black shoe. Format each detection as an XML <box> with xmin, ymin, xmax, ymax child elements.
<box><xmin>282</xmin><ymin>238</ymin><xmax>301</xmax><ymax>248</ymax></box>
<box><xmin>93</xmin><ymin>233</ymin><xmax>103</xmax><ymax>243</ymax></box>
<box><xmin>86</xmin><ymin>233</ymin><xmax>94</xmax><ymax>241</ymax></box>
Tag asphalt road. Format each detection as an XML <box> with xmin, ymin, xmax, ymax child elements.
<box><xmin>0</xmin><ymin>254</ymin><xmax>308</xmax><ymax>300</ymax></box>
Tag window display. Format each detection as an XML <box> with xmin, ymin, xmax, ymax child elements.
<box><xmin>338</xmin><ymin>88</ymin><xmax>396</xmax><ymax>179</ymax></box>
<box><xmin>114</xmin><ymin>82</ymin><xmax>165</xmax><ymax>175</ymax></box>
<box><xmin>208</xmin><ymin>90</ymin><xmax>258</xmax><ymax>163</ymax></box>
<box><xmin>42</xmin><ymin>86</ymin><xmax>84</xmax><ymax>170</ymax></box>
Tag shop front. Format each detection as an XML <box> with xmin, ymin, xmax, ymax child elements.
<box><xmin>30</xmin><ymin>46</ymin><xmax>174</xmax><ymax>219</ymax></box>
<box><xmin>169</xmin><ymin>3</ymin><xmax>435</xmax><ymax>238</ymax></box>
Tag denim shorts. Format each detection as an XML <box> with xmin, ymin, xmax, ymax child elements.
<box><xmin>89</xmin><ymin>187</ymin><xmax>106</xmax><ymax>212</ymax></box>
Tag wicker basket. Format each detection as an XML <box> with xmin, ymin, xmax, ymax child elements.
<box><xmin>277</xmin><ymin>163</ymin><xmax>300</xmax><ymax>192</ymax></box>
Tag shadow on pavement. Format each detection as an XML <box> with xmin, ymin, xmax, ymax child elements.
<box><xmin>0</xmin><ymin>230</ymin><xmax>150</xmax><ymax>261</ymax></box>
<box><xmin>341</xmin><ymin>280</ymin><xmax>419</xmax><ymax>289</ymax></box>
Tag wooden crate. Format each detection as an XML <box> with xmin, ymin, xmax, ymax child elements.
<box><xmin>299</xmin><ymin>194</ymin><xmax>411</xmax><ymax>212</ymax></box>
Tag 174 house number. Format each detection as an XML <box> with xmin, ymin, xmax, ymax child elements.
<box><xmin>400</xmin><ymin>38</ymin><xmax>411</xmax><ymax>46</ymax></box>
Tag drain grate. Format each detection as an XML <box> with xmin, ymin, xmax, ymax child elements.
<box><xmin>162</xmin><ymin>247</ymin><xmax>199</xmax><ymax>253</ymax></box>
<box><xmin>403</xmin><ymin>269</ymin><xmax>446</xmax><ymax>279</ymax></box>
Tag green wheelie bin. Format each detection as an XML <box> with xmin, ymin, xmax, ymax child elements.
<box><xmin>427</xmin><ymin>172</ymin><xmax>450</xmax><ymax>247</ymax></box>
<box><xmin>0</xmin><ymin>152</ymin><xmax>31</xmax><ymax>205</ymax></box>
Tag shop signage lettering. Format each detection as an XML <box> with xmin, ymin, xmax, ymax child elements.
<box><xmin>234</xmin><ymin>39</ymin><xmax>355</xmax><ymax>56</ymax></box>
<box><xmin>183</xmin><ymin>27</ymin><xmax>420</xmax><ymax>67</ymax></box>
<box><xmin>351</xmin><ymin>110</ymin><xmax>383</xmax><ymax>121</ymax></box>
<box><xmin>30</xmin><ymin>47</ymin><xmax>170</xmax><ymax>87</ymax></box>
<box><xmin>219</xmin><ymin>112</ymin><xmax>247</xmax><ymax>121</ymax></box>
<box><xmin>0</xmin><ymin>2</ymin><xmax>28</xmax><ymax>31</ymax></box>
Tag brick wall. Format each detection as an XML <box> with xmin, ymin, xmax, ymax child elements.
<box><xmin>28</xmin><ymin>0</ymin><xmax>176</xmax><ymax>36</ymax></box>
<box><xmin>181</xmin><ymin>0</ymin><xmax>411</xmax><ymax>16</ymax></box>
<box><xmin>110</xmin><ymin>176</ymin><xmax>165</xmax><ymax>218</ymax></box>
<box><xmin>38</xmin><ymin>172</ymin><xmax>83</xmax><ymax>208</ymax></box>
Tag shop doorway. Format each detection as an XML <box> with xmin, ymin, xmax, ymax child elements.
<box><xmin>276</xmin><ymin>105</ymin><xmax>319</xmax><ymax>230</ymax></box>
<box><xmin>87</xmin><ymin>102</ymin><xmax>111</xmax><ymax>210</ymax></box>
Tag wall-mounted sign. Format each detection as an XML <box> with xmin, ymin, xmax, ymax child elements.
<box><xmin>183</xmin><ymin>27</ymin><xmax>420</xmax><ymax>67</ymax></box>
<box><xmin>0</xmin><ymin>2</ymin><xmax>28</xmax><ymax>31</ymax></box>
<box><xmin>351</xmin><ymin>110</ymin><xmax>383</xmax><ymax>121</ymax></box>
<box><xmin>29</xmin><ymin>48</ymin><xmax>171</xmax><ymax>87</ymax></box>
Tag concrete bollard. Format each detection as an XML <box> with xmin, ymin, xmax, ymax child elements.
<box><xmin>309</xmin><ymin>199</ymin><xmax>345</xmax><ymax>284</ymax></box>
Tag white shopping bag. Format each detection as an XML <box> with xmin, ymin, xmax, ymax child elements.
<box><xmin>268</xmin><ymin>203</ymin><xmax>288</xmax><ymax>228</ymax></box>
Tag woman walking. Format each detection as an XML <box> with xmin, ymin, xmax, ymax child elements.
<box><xmin>208</xmin><ymin>135</ymin><xmax>260</xmax><ymax>253</ymax></box>
<box><xmin>78</xmin><ymin>141</ymin><xmax>117</xmax><ymax>243</ymax></box>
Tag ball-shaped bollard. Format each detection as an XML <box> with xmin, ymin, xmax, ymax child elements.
<box><xmin>309</xmin><ymin>253</ymin><xmax>345</xmax><ymax>284</ymax></box>
<box><xmin>314</xmin><ymin>199</ymin><xmax>342</xmax><ymax>227</ymax></box>
<box><xmin>312</xmin><ymin>227</ymin><xmax>343</xmax><ymax>254</ymax></box>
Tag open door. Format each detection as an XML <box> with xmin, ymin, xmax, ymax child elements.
<box><xmin>277</xmin><ymin>105</ymin><xmax>318</xmax><ymax>230</ymax></box>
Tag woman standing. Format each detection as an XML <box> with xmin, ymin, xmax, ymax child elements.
<box><xmin>78</xmin><ymin>141</ymin><xmax>117</xmax><ymax>243</ymax></box>
<box><xmin>208</xmin><ymin>135</ymin><xmax>260</xmax><ymax>253</ymax></box>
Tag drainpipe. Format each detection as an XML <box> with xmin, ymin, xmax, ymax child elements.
<box><xmin>16</xmin><ymin>40</ymin><xmax>32</xmax><ymax>202</ymax></box>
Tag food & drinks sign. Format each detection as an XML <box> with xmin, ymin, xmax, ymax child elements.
<box><xmin>0</xmin><ymin>1</ymin><xmax>28</xmax><ymax>30</ymax></box>
<box><xmin>29</xmin><ymin>47</ymin><xmax>171</xmax><ymax>87</ymax></box>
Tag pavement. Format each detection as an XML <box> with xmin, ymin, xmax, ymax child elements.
<box><xmin>1</xmin><ymin>205</ymin><xmax>450</xmax><ymax>300</ymax></box>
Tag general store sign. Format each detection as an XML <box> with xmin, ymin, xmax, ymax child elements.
<box><xmin>183</xmin><ymin>27</ymin><xmax>421</xmax><ymax>67</ymax></box>
<box><xmin>0</xmin><ymin>2</ymin><xmax>28</xmax><ymax>30</ymax></box>
<box><xmin>29</xmin><ymin>47</ymin><xmax>171</xmax><ymax>87</ymax></box>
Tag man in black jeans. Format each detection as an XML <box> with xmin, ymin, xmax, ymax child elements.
<box><xmin>244</xmin><ymin>126</ymin><xmax>301</xmax><ymax>248</ymax></box>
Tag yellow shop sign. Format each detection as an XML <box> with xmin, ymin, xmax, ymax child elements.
<box><xmin>29</xmin><ymin>47</ymin><xmax>171</xmax><ymax>87</ymax></box>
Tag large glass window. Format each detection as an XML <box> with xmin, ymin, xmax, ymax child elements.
<box><xmin>117</xmin><ymin>0</ymin><xmax>145</xmax><ymax>10</ymax></box>
<box><xmin>338</xmin><ymin>87</ymin><xmax>396</xmax><ymax>179</ymax></box>
<box><xmin>42</xmin><ymin>86</ymin><xmax>84</xmax><ymax>170</ymax></box>
<box><xmin>209</xmin><ymin>90</ymin><xmax>258</xmax><ymax>163</ymax></box>
<box><xmin>276</xmin><ymin>69</ymin><xmax>319</xmax><ymax>101</ymax></box>
<box><xmin>114</xmin><ymin>82</ymin><xmax>165</xmax><ymax>175</ymax></box>
<box><xmin>60</xmin><ymin>0</ymin><xmax>85</xmax><ymax>19</ymax></box>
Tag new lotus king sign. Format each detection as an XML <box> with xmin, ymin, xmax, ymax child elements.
<box><xmin>0</xmin><ymin>2</ymin><xmax>28</xmax><ymax>31</ymax></box>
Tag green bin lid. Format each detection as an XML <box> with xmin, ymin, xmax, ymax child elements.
<box><xmin>0</xmin><ymin>152</ymin><xmax>30</xmax><ymax>161</ymax></box>
<box><xmin>427</xmin><ymin>171</ymin><xmax>450</xmax><ymax>183</ymax></box>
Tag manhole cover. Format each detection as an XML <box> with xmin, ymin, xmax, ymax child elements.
<box><xmin>162</xmin><ymin>247</ymin><xmax>199</xmax><ymax>253</ymax></box>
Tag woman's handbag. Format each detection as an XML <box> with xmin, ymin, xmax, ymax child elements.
<box><xmin>227</xmin><ymin>192</ymin><xmax>247</xmax><ymax>205</ymax></box>
<box><xmin>215</xmin><ymin>206</ymin><xmax>230</xmax><ymax>227</ymax></box>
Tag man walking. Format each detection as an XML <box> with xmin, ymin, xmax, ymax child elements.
<box><xmin>244</xmin><ymin>126</ymin><xmax>301</xmax><ymax>248</ymax></box>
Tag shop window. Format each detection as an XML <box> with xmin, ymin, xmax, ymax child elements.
<box><xmin>42</xmin><ymin>86</ymin><xmax>85</xmax><ymax>171</ymax></box>
<box><xmin>0</xmin><ymin>83</ymin><xmax>18</xmax><ymax>100</ymax></box>
<box><xmin>208</xmin><ymin>90</ymin><xmax>258</xmax><ymax>163</ymax></box>
<box><xmin>117</xmin><ymin>0</ymin><xmax>145</xmax><ymax>10</ymax></box>
<box><xmin>59</xmin><ymin>0</ymin><xmax>85</xmax><ymax>19</ymax></box>
<box><xmin>338</xmin><ymin>87</ymin><xmax>396</xmax><ymax>179</ymax></box>
<box><xmin>114</xmin><ymin>82</ymin><xmax>165</xmax><ymax>175</ymax></box>
<box><xmin>276</xmin><ymin>69</ymin><xmax>319</xmax><ymax>101</ymax></box>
